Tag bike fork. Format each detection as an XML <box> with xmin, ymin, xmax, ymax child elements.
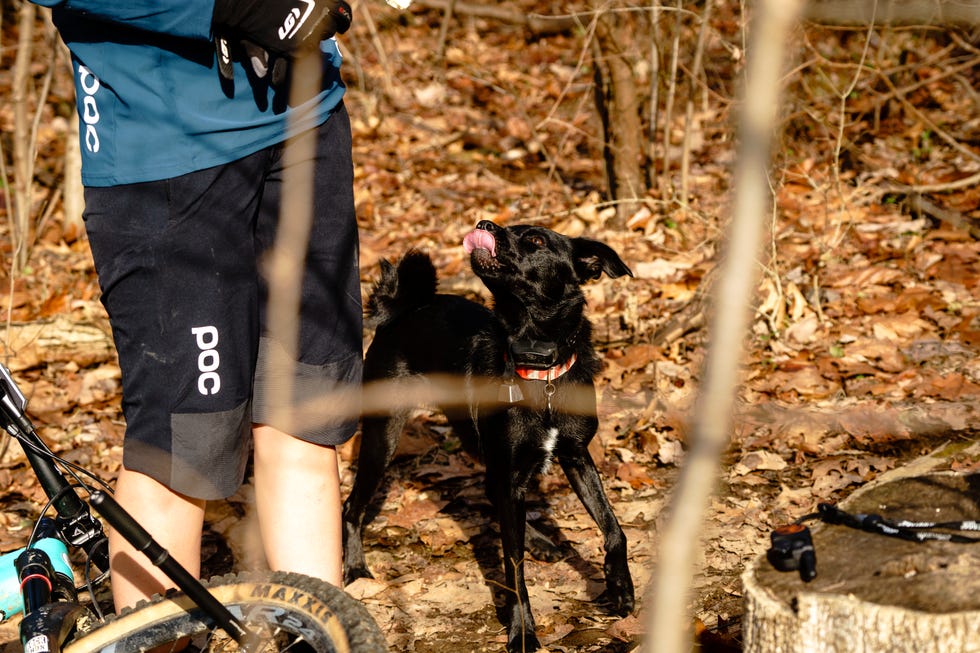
<box><xmin>16</xmin><ymin>547</ymin><xmax>83</xmax><ymax>653</ymax></box>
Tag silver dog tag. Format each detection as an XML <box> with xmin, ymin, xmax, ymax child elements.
<box><xmin>498</xmin><ymin>380</ymin><xmax>523</xmax><ymax>403</ymax></box>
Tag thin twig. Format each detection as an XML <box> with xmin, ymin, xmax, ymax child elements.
<box><xmin>413</xmin><ymin>0</ymin><xmax>697</xmax><ymax>32</ymax></box>
<box><xmin>27</xmin><ymin>26</ymin><xmax>59</xmax><ymax>253</ymax></box>
<box><xmin>872</xmin><ymin>54</ymin><xmax>978</xmax><ymax>108</ymax></box>
<box><xmin>358</xmin><ymin>0</ymin><xmax>394</xmax><ymax>97</ymax></box>
<box><xmin>532</xmin><ymin>4</ymin><xmax>602</xmax><ymax>214</ymax></box>
<box><xmin>679</xmin><ymin>0</ymin><xmax>713</xmax><ymax>206</ymax></box>
<box><xmin>435</xmin><ymin>0</ymin><xmax>457</xmax><ymax>63</ymax></box>
<box><xmin>1</xmin><ymin>136</ymin><xmax>15</xmax><ymax>360</ymax></box>
<box><xmin>648</xmin><ymin>1</ymin><xmax>661</xmax><ymax>191</ymax></box>
<box><xmin>890</xmin><ymin>170</ymin><xmax>980</xmax><ymax>194</ymax></box>
<box><xmin>829</xmin><ymin>1</ymin><xmax>877</xmax><ymax>247</ymax></box>
<box><xmin>876</xmin><ymin>68</ymin><xmax>980</xmax><ymax>164</ymax></box>
<box><xmin>762</xmin><ymin>170</ymin><xmax>786</xmax><ymax>333</ymax></box>
<box><xmin>660</xmin><ymin>0</ymin><xmax>681</xmax><ymax>200</ymax></box>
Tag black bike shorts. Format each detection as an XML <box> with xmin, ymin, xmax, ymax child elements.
<box><xmin>83</xmin><ymin>106</ymin><xmax>362</xmax><ymax>500</ymax></box>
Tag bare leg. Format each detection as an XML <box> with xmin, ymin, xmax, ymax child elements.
<box><xmin>108</xmin><ymin>467</ymin><xmax>206</xmax><ymax>611</ymax></box>
<box><xmin>252</xmin><ymin>424</ymin><xmax>343</xmax><ymax>586</ymax></box>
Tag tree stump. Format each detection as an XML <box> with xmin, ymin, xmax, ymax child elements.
<box><xmin>743</xmin><ymin>471</ymin><xmax>980</xmax><ymax>652</ymax></box>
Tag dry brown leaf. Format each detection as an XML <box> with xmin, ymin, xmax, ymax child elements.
<box><xmin>615</xmin><ymin>461</ymin><xmax>656</xmax><ymax>488</ymax></box>
<box><xmin>913</xmin><ymin>370</ymin><xmax>977</xmax><ymax>401</ymax></box>
<box><xmin>419</xmin><ymin>517</ymin><xmax>470</xmax><ymax>555</ymax></box>
<box><xmin>784</xmin><ymin>314</ymin><xmax>822</xmax><ymax>345</ymax></box>
<box><xmin>605</xmin><ymin>613</ymin><xmax>644</xmax><ymax>642</ymax></box>
<box><xmin>617</xmin><ymin>344</ymin><xmax>659</xmax><ymax>371</ymax></box>
<box><xmin>385</xmin><ymin>489</ymin><xmax>448</xmax><ymax>530</ymax></box>
<box><xmin>732</xmin><ymin>450</ymin><xmax>787</xmax><ymax>476</ymax></box>
<box><xmin>843</xmin><ymin>339</ymin><xmax>907</xmax><ymax>373</ymax></box>
<box><xmin>345</xmin><ymin>577</ymin><xmax>388</xmax><ymax>601</ymax></box>
<box><xmin>812</xmin><ymin>469</ymin><xmax>863</xmax><ymax>498</ymax></box>
<box><xmin>825</xmin><ymin>265</ymin><xmax>905</xmax><ymax>288</ymax></box>
<box><xmin>836</xmin><ymin>409</ymin><xmax>911</xmax><ymax>444</ymax></box>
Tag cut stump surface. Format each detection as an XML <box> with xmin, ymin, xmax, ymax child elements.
<box><xmin>743</xmin><ymin>471</ymin><xmax>980</xmax><ymax>652</ymax></box>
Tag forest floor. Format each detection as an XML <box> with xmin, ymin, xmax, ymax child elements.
<box><xmin>1</xmin><ymin>2</ymin><xmax>979</xmax><ymax>651</ymax></box>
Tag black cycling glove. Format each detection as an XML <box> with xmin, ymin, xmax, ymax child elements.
<box><xmin>212</xmin><ymin>0</ymin><xmax>352</xmax><ymax>86</ymax></box>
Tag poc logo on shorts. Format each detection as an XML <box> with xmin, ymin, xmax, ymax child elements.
<box><xmin>191</xmin><ymin>326</ymin><xmax>221</xmax><ymax>396</ymax></box>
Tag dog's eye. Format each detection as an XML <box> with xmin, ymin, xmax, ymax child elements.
<box><xmin>527</xmin><ymin>235</ymin><xmax>546</xmax><ymax>249</ymax></box>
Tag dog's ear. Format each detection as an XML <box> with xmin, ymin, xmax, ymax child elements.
<box><xmin>572</xmin><ymin>238</ymin><xmax>633</xmax><ymax>282</ymax></box>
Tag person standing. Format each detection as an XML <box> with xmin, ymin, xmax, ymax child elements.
<box><xmin>30</xmin><ymin>0</ymin><xmax>362</xmax><ymax>608</ymax></box>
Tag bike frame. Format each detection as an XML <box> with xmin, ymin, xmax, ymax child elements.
<box><xmin>0</xmin><ymin>363</ymin><xmax>261</xmax><ymax>652</ymax></box>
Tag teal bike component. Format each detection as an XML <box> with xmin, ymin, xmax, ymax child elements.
<box><xmin>0</xmin><ymin>536</ymin><xmax>72</xmax><ymax>622</ymax></box>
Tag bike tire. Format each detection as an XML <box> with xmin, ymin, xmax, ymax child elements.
<box><xmin>63</xmin><ymin>570</ymin><xmax>387</xmax><ymax>653</ymax></box>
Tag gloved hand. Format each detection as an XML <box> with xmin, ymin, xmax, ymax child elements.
<box><xmin>213</xmin><ymin>0</ymin><xmax>352</xmax><ymax>87</ymax></box>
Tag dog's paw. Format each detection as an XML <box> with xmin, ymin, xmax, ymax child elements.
<box><xmin>506</xmin><ymin>630</ymin><xmax>543</xmax><ymax>653</ymax></box>
<box><xmin>524</xmin><ymin>525</ymin><xmax>566</xmax><ymax>562</ymax></box>
<box><xmin>598</xmin><ymin>577</ymin><xmax>636</xmax><ymax>616</ymax></box>
<box><xmin>342</xmin><ymin>564</ymin><xmax>375</xmax><ymax>586</ymax></box>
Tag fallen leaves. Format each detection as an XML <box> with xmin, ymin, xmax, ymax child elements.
<box><xmin>1</xmin><ymin>3</ymin><xmax>979</xmax><ymax>652</ymax></box>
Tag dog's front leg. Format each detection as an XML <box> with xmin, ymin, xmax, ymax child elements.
<box><xmin>558</xmin><ymin>448</ymin><xmax>635</xmax><ymax>615</ymax></box>
<box><xmin>342</xmin><ymin>412</ymin><xmax>409</xmax><ymax>585</ymax></box>
<box><xmin>488</xmin><ymin>473</ymin><xmax>542</xmax><ymax>653</ymax></box>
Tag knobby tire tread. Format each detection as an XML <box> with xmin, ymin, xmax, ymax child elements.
<box><xmin>63</xmin><ymin>570</ymin><xmax>386</xmax><ymax>653</ymax></box>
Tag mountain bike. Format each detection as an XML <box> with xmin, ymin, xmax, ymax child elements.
<box><xmin>0</xmin><ymin>362</ymin><xmax>386</xmax><ymax>652</ymax></box>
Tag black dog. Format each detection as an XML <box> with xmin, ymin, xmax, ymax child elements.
<box><xmin>343</xmin><ymin>220</ymin><xmax>635</xmax><ymax>652</ymax></box>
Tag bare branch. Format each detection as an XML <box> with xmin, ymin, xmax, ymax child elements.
<box><xmin>804</xmin><ymin>0</ymin><xmax>980</xmax><ymax>26</ymax></box>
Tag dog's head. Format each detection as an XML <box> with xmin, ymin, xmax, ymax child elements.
<box><xmin>462</xmin><ymin>220</ymin><xmax>632</xmax><ymax>314</ymax></box>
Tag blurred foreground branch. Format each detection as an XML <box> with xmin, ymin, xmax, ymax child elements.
<box><xmin>292</xmin><ymin>375</ymin><xmax>604</xmax><ymax>438</ymax></box>
<box><xmin>644</xmin><ymin>0</ymin><xmax>803</xmax><ymax>651</ymax></box>
<box><xmin>263</xmin><ymin>51</ymin><xmax>324</xmax><ymax>432</ymax></box>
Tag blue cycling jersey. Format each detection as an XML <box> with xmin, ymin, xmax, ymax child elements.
<box><xmin>33</xmin><ymin>1</ymin><xmax>345</xmax><ymax>187</ymax></box>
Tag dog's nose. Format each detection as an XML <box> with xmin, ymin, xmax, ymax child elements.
<box><xmin>476</xmin><ymin>220</ymin><xmax>498</xmax><ymax>232</ymax></box>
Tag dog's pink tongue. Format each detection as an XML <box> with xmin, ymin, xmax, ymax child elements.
<box><xmin>463</xmin><ymin>229</ymin><xmax>497</xmax><ymax>257</ymax></box>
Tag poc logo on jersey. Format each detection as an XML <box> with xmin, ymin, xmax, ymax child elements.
<box><xmin>77</xmin><ymin>66</ymin><xmax>102</xmax><ymax>154</ymax></box>
<box><xmin>192</xmin><ymin>326</ymin><xmax>221</xmax><ymax>396</ymax></box>
<box><xmin>278</xmin><ymin>0</ymin><xmax>314</xmax><ymax>40</ymax></box>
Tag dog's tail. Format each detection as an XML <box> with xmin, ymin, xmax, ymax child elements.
<box><xmin>366</xmin><ymin>249</ymin><xmax>438</xmax><ymax>325</ymax></box>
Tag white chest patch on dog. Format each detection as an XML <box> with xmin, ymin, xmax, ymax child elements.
<box><xmin>542</xmin><ymin>427</ymin><xmax>559</xmax><ymax>455</ymax></box>
<box><xmin>539</xmin><ymin>427</ymin><xmax>560</xmax><ymax>474</ymax></box>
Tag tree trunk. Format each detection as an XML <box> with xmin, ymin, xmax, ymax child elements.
<box><xmin>744</xmin><ymin>470</ymin><xmax>980</xmax><ymax>652</ymax></box>
<box><xmin>592</xmin><ymin>6</ymin><xmax>647</xmax><ymax>229</ymax></box>
<box><xmin>11</xmin><ymin>0</ymin><xmax>36</xmax><ymax>271</ymax></box>
<box><xmin>63</xmin><ymin>105</ymin><xmax>84</xmax><ymax>242</ymax></box>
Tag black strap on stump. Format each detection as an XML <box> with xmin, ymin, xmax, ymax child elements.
<box><xmin>767</xmin><ymin>502</ymin><xmax>980</xmax><ymax>582</ymax></box>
